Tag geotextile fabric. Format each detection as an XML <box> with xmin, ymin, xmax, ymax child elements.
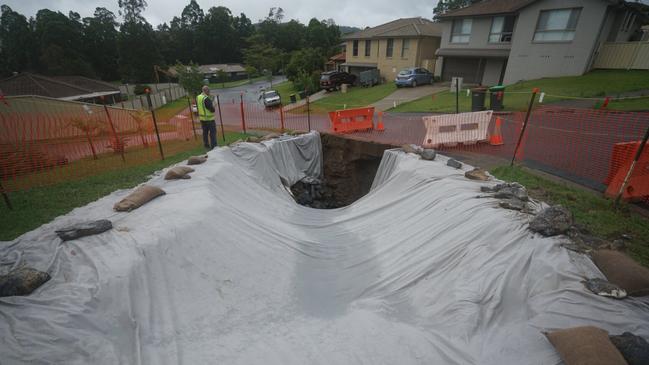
<box><xmin>1</xmin><ymin>131</ymin><xmax>648</xmax><ymax>364</ymax></box>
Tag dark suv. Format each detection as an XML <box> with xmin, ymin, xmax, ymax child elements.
<box><xmin>320</xmin><ymin>71</ymin><xmax>356</xmax><ymax>91</ymax></box>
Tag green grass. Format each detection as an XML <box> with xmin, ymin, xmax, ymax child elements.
<box><xmin>310</xmin><ymin>83</ymin><xmax>397</xmax><ymax>113</ymax></box>
<box><xmin>0</xmin><ymin>132</ymin><xmax>248</xmax><ymax>241</ymax></box>
<box><xmin>209</xmin><ymin>76</ymin><xmax>266</xmax><ymax>89</ymax></box>
<box><xmin>391</xmin><ymin>70</ymin><xmax>649</xmax><ymax>113</ymax></box>
<box><xmin>155</xmin><ymin>98</ymin><xmax>191</xmax><ymax>122</ymax></box>
<box><xmin>274</xmin><ymin>81</ymin><xmax>299</xmax><ymax>106</ymax></box>
<box><xmin>491</xmin><ymin>165</ymin><xmax>649</xmax><ymax>267</ymax></box>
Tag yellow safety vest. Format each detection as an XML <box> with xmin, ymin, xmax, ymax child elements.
<box><xmin>196</xmin><ymin>93</ymin><xmax>215</xmax><ymax>121</ymax></box>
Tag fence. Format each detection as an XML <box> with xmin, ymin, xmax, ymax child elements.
<box><xmin>2</xmin><ymin>93</ymin><xmax>649</xmax><ymax>204</ymax></box>
<box><xmin>213</xmin><ymin>97</ymin><xmax>649</xmax><ymax>202</ymax></box>
<box><xmin>0</xmin><ymin>95</ymin><xmax>198</xmax><ymax>195</ymax></box>
<box><xmin>593</xmin><ymin>41</ymin><xmax>649</xmax><ymax>70</ymax></box>
<box><xmin>117</xmin><ymin>85</ymin><xmax>187</xmax><ymax>110</ymax></box>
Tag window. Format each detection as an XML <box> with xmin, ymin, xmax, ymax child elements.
<box><xmin>386</xmin><ymin>38</ymin><xmax>394</xmax><ymax>57</ymax></box>
<box><xmin>534</xmin><ymin>8</ymin><xmax>581</xmax><ymax>42</ymax></box>
<box><xmin>451</xmin><ymin>19</ymin><xmax>472</xmax><ymax>43</ymax></box>
<box><xmin>352</xmin><ymin>40</ymin><xmax>359</xmax><ymax>56</ymax></box>
<box><xmin>365</xmin><ymin>40</ymin><xmax>371</xmax><ymax>57</ymax></box>
<box><xmin>489</xmin><ymin>16</ymin><xmax>515</xmax><ymax>43</ymax></box>
<box><xmin>401</xmin><ymin>39</ymin><xmax>410</xmax><ymax>58</ymax></box>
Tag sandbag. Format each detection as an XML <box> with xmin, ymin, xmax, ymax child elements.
<box><xmin>56</xmin><ymin>219</ymin><xmax>113</xmax><ymax>241</ymax></box>
<box><xmin>113</xmin><ymin>185</ymin><xmax>165</xmax><ymax>212</ymax></box>
<box><xmin>187</xmin><ymin>155</ymin><xmax>208</xmax><ymax>165</ymax></box>
<box><xmin>164</xmin><ymin>166</ymin><xmax>195</xmax><ymax>180</ymax></box>
<box><xmin>545</xmin><ymin>326</ymin><xmax>627</xmax><ymax>365</ymax></box>
<box><xmin>260</xmin><ymin>132</ymin><xmax>281</xmax><ymax>141</ymax></box>
<box><xmin>0</xmin><ymin>267</ymin><xmax>51</xmax><ymax>297</ymax></box>
<box><xmin>610</xmin><ymin>332</ymin><xmax>649</xmax><ymax>365</ymax></box>
<box><xmin>592</xmin><ymin>249</ymin><xmax>649</xmax><ymax>296</ymax></box>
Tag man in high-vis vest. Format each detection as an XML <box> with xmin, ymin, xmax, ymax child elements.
<box><xmin>196</xmin><ymin>85</ymin><xmax>217</xmax><ymax>149</ymax></box>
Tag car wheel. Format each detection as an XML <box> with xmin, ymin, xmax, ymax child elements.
<box><xmin>412</xmin><ymin>80</ymin><xmax>417</xmax><ymax>88</ymax></box>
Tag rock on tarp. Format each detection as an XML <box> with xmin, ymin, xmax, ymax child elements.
<box><xmin>1</xmin><ymin>133</ymin><xmax>648</xmax><ymax>364</ymax></box>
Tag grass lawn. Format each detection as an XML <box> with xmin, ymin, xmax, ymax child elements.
<box><xmin>155</xmin><ymin>97</ymin><xmax>191</xmax><ymax>122</ymax></box>
<box><xmin>309</xmin><ymin>83</ymin><xmax>397</xmax><ymax>113</ymax></box>
<box><xmin>391</xmin><ymin>70</ymin><xmax>649</xmax><ymax>113</ymax></box>
<box><xmin>0</xmin><ymin>132</ymin><xmax>248</xmax><ymax>241</ymax></box>
<box><xmin>274</xmin><ymin>81</ymin><xmax>299</xmax><ymax>106</ymax></box>
<box><xmin>491</xmin><ymin>165</ymin><xmax>649</xmax><ymax>267</ymax></box>
<box><xmin>209</xmin><ymin>76</ymin><xmax>266</xmax><ymax>89</ymax></box>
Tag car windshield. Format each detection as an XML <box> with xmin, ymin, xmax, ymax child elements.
<box><xmin>398</xmin><ymin>70</ymin><xmax>413</xmax><ymax>76</ymax></box>
<box><xmin>320</xmin><ymin>74</ymin><xmax>331</xmax><ymax>80</ymax></box>
<box><xmin>264</xmin><ymin>91</ymin><xmax>278</xmax><ymax>98</ymax></box>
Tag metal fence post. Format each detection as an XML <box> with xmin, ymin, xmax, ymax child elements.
<box><xmin>307</xmin><ymin>92</ymin><xmax>311</xmax><ymax>131</ymax></box>
<box><xmin>615</xmin><ymin>125</ymin><xmax>649</xmax><ymax>207</ymax></box>
<box><xmin>0</xmin><ymin>181</ymin><xmax>12</xmax><ymax>210</ymax></box>
<box><xmin>102</xmin><ymin>100</ymin><xmax>125</xmax><ymax>162</ymax></box>
<box><xmin>145</xmin><ymin>89</ymin><xmax>165</xmax><ymax>160</ymax></box>
<box><xmin>455</xmin><ymin>80</ymin><xmax>459</xmax><ymax>114</ymax></box>
<box><xmin>239</xmin><ymin>93</ymin><xmax>246</xmax><ymax>134</ymax></box>
<box><xmin>187</xmin><ymin>96</ymin><xmax>197</xmax><ymax>140</ymax></box>
<box><xmin>279</xmin><ymin>106</ymin><xmax>285</xmax><ymax>132</ymax></box>
<box><xmin>510</xmin><ymin>88</ymin><xmax>539</xmax><ymax>166</ymax></box>
<box><xmin>217</xmin><ymin>94</ymin><xmax>225</xmax><ymax>142</ymax></box>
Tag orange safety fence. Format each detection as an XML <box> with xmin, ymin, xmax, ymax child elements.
<box><xmin>0</xmin><ymin>96</ymin><xmax>198</xmax><ymax>193</ymax></box>
<box><xmin>2</xmin><ymin>94</ymin><xmax>649</xmax><ymax>204</ymax></box>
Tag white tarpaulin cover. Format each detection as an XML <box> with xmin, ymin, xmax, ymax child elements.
<box><xmin>1</xmin><ymin>131</ymin><xmax>648</xmax><ymax>364</ymax></box>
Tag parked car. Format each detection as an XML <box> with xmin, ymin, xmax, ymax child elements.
<box><xmin>320</xmin><ymin>71</ymin><xmax>357</xmax><ymax>91</ymax></box>
<box><xmin>260</xmin><ymin>90</ymin><xmax>281</xmax><ymax>108</ymax></box>
<box><xmin>395</xmin><ymin>68</ymin><xmax>433</xmax><ymax>87</ymax></box>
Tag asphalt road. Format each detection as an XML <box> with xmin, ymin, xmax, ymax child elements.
<box><xmin>211</xmin><ymin>76</ymin><xmax>287</xmax><ymax>104</ymax></box>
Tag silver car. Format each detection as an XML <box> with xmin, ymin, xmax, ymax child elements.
<box><xmin>261</xmin><ymin>90</ymin><xmax>281</xmax><ymax>108</ymax></box>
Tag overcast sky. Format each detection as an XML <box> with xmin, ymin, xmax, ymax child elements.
<box><xmin>1</xmin><ymin>0</ymin><xmax>439</xmax><ymax>28</ymax></box>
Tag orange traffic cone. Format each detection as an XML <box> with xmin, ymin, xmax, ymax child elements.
<box><xmin>376</xmin><ymin>111</ymin><xmax>385</xmax><ymax>131</ymax></box>
<box><xmin>489</xmin><ymin>117</ymin><xmax>504</xmax><ymax>146</ymax></box>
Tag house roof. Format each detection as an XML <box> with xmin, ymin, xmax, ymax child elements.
<box><xmin>198</xmin><ymin>64</ymin><xmax>246</xmax><ymax>74</ymax></box>
<box><xmin>343</xmin><ymin>17</ymin><xmax>442</xmax><ymax>40</ymax></box>
<box><xmin>437</xmin><ymin>0</ymin><xmax>642</xmax><ymax>19</ymax></box>
<box><xmin>329</xmin><ymin>52</ymin><xmax>346</xmax><ymax>62</ymax></box>
<box><xmin>0</xmin><ymin>73</ymin><xmax>119</xmax><ymax>100</ymax></box>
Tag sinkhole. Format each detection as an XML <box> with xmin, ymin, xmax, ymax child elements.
<box><xmin>290</xmin><ymin>134</ymin><xmax>393</xmax><ymax>209</ymax></box>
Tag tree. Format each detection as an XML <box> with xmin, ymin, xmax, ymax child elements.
<box><xmin>243</xmin><ymin>34</ymin><xmax>284</xmax><ymax>74</ymax></box>
<box><xmin>433</xmin><ymin>0</ymin><xmax>482</xmax><ymax>18</ymax></box>
<box><xmin>117</xmin><ymin>0</ymin><xmax>161</xmax><ymax>83</ymax></box>
<box><xmin>285</xmin><ymin>48</ymin><xmax>325</xmax><ymax>82</ymax></box>
<box><xmin>196</xmin><ymin>6</ymin><xmax>237</xmax><ymax>64</ymax></box>
<box><xmin>175</xmin><ymin>63</ymin><xmax>203</xmax><ymax>96</ymax></box>
<box><xmin>33</xmin><ymin>9</ymin><xmax>94</xmax><ymax>76</ymax></box>
<box><xmin>217</xmin><ymin>69</ymin><xmax>228</xmax><ymax>88</ymax></box>
<box><xmin>0</xmin><ymin>5</ymin><xmax>34</xmax><ymax>76</ymax></box>
<box><xmin>83</xmin><ymin>7</ymin><xmax>120</xmax><ymax>81</ymax></box>
<box><xmin>118</xmin><ymin>0</ymin><xmax>148</xmax><ymax>23</ymax></box>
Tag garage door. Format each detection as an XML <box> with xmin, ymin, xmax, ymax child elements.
<box><xmin>442</xmin><ymin>58</ymin><xmax>485</xmax><ymax>84</ymax></box>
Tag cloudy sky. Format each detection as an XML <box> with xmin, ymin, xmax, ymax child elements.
<box><xmin>2</xmin><ymin>0</ymin><xmax>438</xmax><ymax>28</ymax></box>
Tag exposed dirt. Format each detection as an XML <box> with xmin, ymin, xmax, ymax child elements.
<box><xmin>291</xmin><ymin>134</ymin><xmax>393</xmax><ymax>208</ymax></box>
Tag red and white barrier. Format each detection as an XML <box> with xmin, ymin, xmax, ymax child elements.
<box><xmin>422</xmin><ymin>111</ymin><xmax>493</xmax><ymax>148</ymax></box>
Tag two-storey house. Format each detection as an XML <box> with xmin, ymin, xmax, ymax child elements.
<box><xmin>341</xmin><ymin>18</ymin><xmax>443</xmax><ymax>82</ymax></box>
<box><xmin>435</xmin><ymin>0</ymin><xmax>646</xmax><ymax>85</ymax></box>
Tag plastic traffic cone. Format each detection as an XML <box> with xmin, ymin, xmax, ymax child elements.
<box><xmin>489</xmin><ymin>117</ymin><xmax>504</xmax><ymax>146</ymax></box>
<box><xmin>376</xmin><ymin>111</ymin><xmax>385</xmax><ymax>131</ymax></box>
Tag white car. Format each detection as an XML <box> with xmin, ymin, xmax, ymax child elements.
<box><xmin>260</xmin><ymin>90</ymin><xmax>281</xmax><ymax>108</ymax></box>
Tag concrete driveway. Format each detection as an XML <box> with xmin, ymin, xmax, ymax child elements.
<box><xmin>371</xmin><ymin>84</ymin><xmax>446</xmax><ymax>111</ymax></box>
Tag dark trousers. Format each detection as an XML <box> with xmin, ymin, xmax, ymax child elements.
<box><xmin>201</xmin><ymin>120</ymin><xmax>217</xmax><ymax>149</ymax></box>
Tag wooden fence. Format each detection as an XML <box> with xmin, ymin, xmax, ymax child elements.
<box><xmin>593</xmin><ymin>41</ymin><xmax>649</xmax><ymax>70</ymax></box>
